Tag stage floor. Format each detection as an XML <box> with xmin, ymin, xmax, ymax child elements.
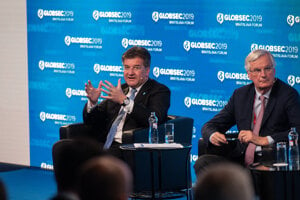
<box><xmin>0</xmin><ymin>163</ymin><xmax>189</xmax><ymax>200</ymax></box>
<box><xmin>0</xmin><ymin>165</ymin><xmax>56</xmax><ymax>200</ymax></box>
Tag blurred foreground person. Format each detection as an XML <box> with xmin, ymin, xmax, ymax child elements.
<box><xmin>51</xmin><ymin>139</ymin><xmax>105</xmax><ymax>200</ymax></box>
<box><xmin>78</xmin><ymin>155</ymin><xmax>133</xmax><ymax>200</ymax></box>
<box><xmin>194</xmin><ymin>163</ymin><xmax>255</xmax><ymax>200</ymax></box>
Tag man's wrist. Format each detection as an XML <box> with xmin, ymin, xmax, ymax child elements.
<box><xmin>90</xmin><ymin>99</ymin><xmax>97</xmax><ymax>106</ymax></box>
<box><xmin>87</xmin><ymin>100</ymin><xmax>97</xmax><ymax>113</ymax></box>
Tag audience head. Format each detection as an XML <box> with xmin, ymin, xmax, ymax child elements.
<box><xmin>194</xmin><ymin>163</ymin><xmax>254</xmax><ymax>200</ymax></box>
<box><xmin>194</xmin><ymin>154</ymin><xmax>229</xmax><ymax>178</ymax></box>
<box><xmin>52</xmin><ymin>138</ymin><xmax>104</xmax><ymax>193</ymax></box>
<box><xmin>78</xmin><ymin>155</ymin><xmax>133</xmax><ymax>200</ymax></box>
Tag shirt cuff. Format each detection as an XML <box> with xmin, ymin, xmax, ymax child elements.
<box><xmin>209</xmin><ymin>133</ymin><xmax>215</xmax><ymax>143</ymax></box>
<box><xmin>87</xmin><ymin>100</ymin><xmax>97</xmax><ymax>113</ymax></box>
<box><xmin>267</xmin><ymin>136</ymin><xmax>274</xmax><ymax>145</ymax></box>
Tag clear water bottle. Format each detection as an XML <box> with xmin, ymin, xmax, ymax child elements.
<box><xmin>288</xmin><ymin>127</ymin><xmax>300</xmax><ymax>170</ymax></box>
<box><xmin>148</xmin><ymin>112</ymin><xmax>158</xmax><ymax>144</ymax></box>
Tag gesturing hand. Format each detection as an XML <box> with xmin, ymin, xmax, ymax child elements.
<box><xmin>85</xmin><ymin>80</ymin><xmax>102</xmax><ymax>105</ymax></box>
<box><xmin>100</xmin><ymin>78</ymin><xmax>126</xmax><ymax>104</ymax></box>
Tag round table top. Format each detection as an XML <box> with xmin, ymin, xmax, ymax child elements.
<box><xmin>120</xmin><ymin>143</ymin><xmax>192</xmax><ymax>151</ymax></box>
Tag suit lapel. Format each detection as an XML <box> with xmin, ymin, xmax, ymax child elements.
<box><xmin>261</xmin><ymin>82</ymin><xmax>278</xmax><ymax>126</ymax></box>
<box><xmin>122</xmin><ymin>86</ymin><xmax>130</xmax><ymax>95</ymax></box>
<box><xmin>246</xmin><ymin>87</ymin><xmax>256</xmax><ymax>129</ymax></box>
<box><xmin>122</xmin><ymin>80</ymin><xmax>151</xmax><ymax>123</ymax></box>
<box><xmin>134</xmin><ymin>79</ymin><xmax>152</xmax><ymax>102</ymax></box>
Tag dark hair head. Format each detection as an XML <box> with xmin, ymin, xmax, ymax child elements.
<box><xmin>122</xmin><ymin>46</ymin><xmax>151</xmax><ymax>68</ymax></box>
<box><xmin>52</xmin><ymin>139</ymin><xmax>105</xmax><ymax>192</ymax></box>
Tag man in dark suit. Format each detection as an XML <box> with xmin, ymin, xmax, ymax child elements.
<box><xmin>196</xmin><ymin>49</ymin><xmax>300</xmax><ymax>169</ymax></box>
<box><xmin>83</xmin><ymin>46</ymin><xmax>170</xmax><ymax>157</ymax></box>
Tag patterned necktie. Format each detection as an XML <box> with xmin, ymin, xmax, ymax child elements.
<box><xmin>245</xmin><ymin>95</ymin><xmax>266</xmax><ymax>166</ymax></box>
<box><xmin>103</xmin><ymin>88</ymin><xmax>137</xmax><ymax>149</ymax></box>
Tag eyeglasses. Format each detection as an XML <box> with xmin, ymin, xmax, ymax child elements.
<box><xmin>249</xmin><ymin>66</ymin><xmax>274</xmax><ymax>75</ymax></box>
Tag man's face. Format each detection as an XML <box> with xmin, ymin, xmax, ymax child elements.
<box><xmin>247</xmin><ymin>54</ymin><xmax>275</xmax><ymax>94</ymax></box>
<box><xmin>123</xmin><ymin>57</ymin><xmax>150</xmax><ymax>88</ymax></box>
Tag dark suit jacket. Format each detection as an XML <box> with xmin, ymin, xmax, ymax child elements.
<box><xmin>202</xmin><ymin>78</ymin><xmax>300</xmax><ymax>159</ymax></box>
<box><xmin>83</xmin><ymin>78</ymin><xmax>170</xmax><ymax>143</ymax></box>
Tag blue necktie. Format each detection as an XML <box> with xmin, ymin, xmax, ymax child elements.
<box><xmin>103</xmin><ymin>88</ymin><xmax>137</xmax><ymax>149</ymax></box>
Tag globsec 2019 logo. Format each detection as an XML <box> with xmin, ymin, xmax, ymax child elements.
<box><xmin>37</xmin><ymin>9</ymin><xmax>74</xmax><ymax>21</ymax></box>
<box><xmin>38</xmin><ymin>60</ymin><xmax>75</xmax><ymax>74</ymax></box>
<box><xmin>93</xmin><ymin>64</ymin><xmax>123</xmax><ymax>78</ymax></box>
<box><xmin>217</xmin><ymin>71</ymin><xmax>250</xmax><ymax>85</ymax></box>
<box><xmin>121</xmin><ymin>38</ymin><xmax>163</xmax><ymax>52</ymax></box>
<box><xmin>152</xmin><ymin>11</ymin><xmax>194</xmax><ymax>25</ymax></box>
<box><xmin>184</xmin><ymin>96</ymin><xmax>227</xmax><ymax>112</ymax></box>
<box><xmin>153</xmin><ymin>66</ymin><xmax>195</xmax><ymax>82</ymax></box>
<box><xmin>39</xmin><ymin>111</ymin><xmax>76</xmax><ymax>123</ymax></box>
<box><xmin>251</xmin><ymin>43</ymin><xmax>298</xmax><ymax>59</ymax></box>
<box><xmin>287</xmin><ymin>75</ymin><xmax>300</xmax><ymax>87</ymax></box>
<box><xmin>216</xmin><ymin>13</ymin><xmax>262</xmax><ymax>27</ymax></box>
<box><xmin>183</xmin><ymin>40</ymin><xmax>227</xmax><ymax>55</ymax></box>
<box><xmin>287</xmin><ymin>15</ymin><xmax>300</xmax><ymax>27</ymax></box>
<box><xmin>92</xmin><ymin>10</ymin><xmax>132</xmax><ymax>23</ymax></box>
<box><xmin>64</xmin><ymin>35</ymin><xmax>103</xmax><ymax>49</ymax></box>
<box><xmin>65</xmin><ymin>88</ymin><xmax>87</xmax><ymax>99</ymax></box>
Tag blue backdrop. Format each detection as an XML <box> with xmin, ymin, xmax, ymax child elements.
<box><xmin>27</xmin><ymin>0</ymin><xmax>300</xmax><ymax>182</ymax></box>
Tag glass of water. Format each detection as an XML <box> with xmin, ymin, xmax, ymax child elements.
<box><xmin>164</xmin><ymin>123</ymin><xmax>174</xmax><ymax>143</ymax></box>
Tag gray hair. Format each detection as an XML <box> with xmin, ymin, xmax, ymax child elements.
<box><xmin>245</xmin><ymin>49</ymin><xmax>276</xmax><ymax>71</ymax></box>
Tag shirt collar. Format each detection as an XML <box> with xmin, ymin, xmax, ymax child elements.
<box><xmin>129</xmin><ymin>80</ymin><xmax>147</xmax><ymax>94</ymax></box>
<box><xmin>254</xmin><ymin>87</ymin><xmax>272</xmax><ymax>100</ymax></box>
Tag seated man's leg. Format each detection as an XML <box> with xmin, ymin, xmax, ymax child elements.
<box><xmin>207</xmin><ymin>141</ymin><xmax>244</xmax><ymax>164</ymax></box>
<box><xmin>194</xmin><ymin>154</ymin><xmax>228</xmax><ymax>177</ymax></box>
<box><xmin>195</xmin><ymin>141</ymin><xmax>245</xmax><ymax>177</ymax></box>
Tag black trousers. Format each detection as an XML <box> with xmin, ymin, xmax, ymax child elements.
<box><xmin>106</xmin><ymin>141</ymin><xmax>124</xmax><ymax>161</ymax></box>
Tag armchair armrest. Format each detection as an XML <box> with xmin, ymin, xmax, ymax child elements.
<box><xmin>59</xmin><ymin>123</ymin><xmax>94</xmax><ymax>139</ymax></box>
<box><xmin>122</xmin><ymin>128</ymin><xmax>145</xmax><ymax>144</ymax></box>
